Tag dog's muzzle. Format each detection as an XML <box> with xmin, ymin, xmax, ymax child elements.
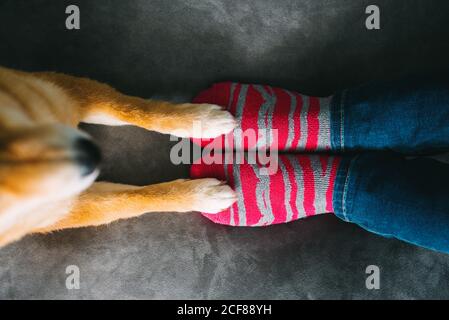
<box><xmin>74</xmin><ymin>138</ymin><xmax>102</xmax><ymax>176</ymax></box>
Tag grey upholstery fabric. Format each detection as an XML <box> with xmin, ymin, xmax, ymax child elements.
<box><xmin>0</xmin><ymin>0</ymin><xmax>449</xmax><ymax>299</ymax></box>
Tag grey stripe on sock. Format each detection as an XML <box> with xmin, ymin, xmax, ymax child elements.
<box><xmin>298</xmin><ymin>95</ymin><xmax>309</xmax><ymax>151</ymax></box>
<box><xmin>266</xmin><ymin>86</ymin><xmax>276</xmax><ymax>147</ymax></box>
<box><xmin>223</xmin><ymin>163</ymin><xmax>235</xmax><ymax>226</ymax></box>
<box><xmin>250</xmin><ymin>161</ymin><xmax>275</xmax><ymax>226</ymax></box>
<box><xmin>284</xmin><ymin>90</ymin><xmax>297</xmax><ymax>151</ymax></box>
<box><xmin>234</xmin><ymin>85</ymin><xmax>249</xmax><ymax>149</ymax></box>
<box><xmin>254</xmin><ymin>85</ymin><xmax>276</xmax><ymax>148</ymax></box>
<box><xmin>233</xmin><ymin>161</ymin><xmax>248</xmax><ymax>226</ymax></box>
<box><xmin>227</xmin><ymin>83</ymin><xmax>236</xmax><ymax>110</ymax></box>
<box><xmin>317</xmin><ymin>97</ymin><xmax>332</xmax><ymax>150</ymax></box>
<box><xmin>279</xmin><ymin>157</ymin><xmax>294</xmax><ymax>222</ymax></box>
<box><xmin>235</xmin><ymin>84</ymin><xmax>248</xmax><ymax>121</ymax></box>
<box><xmin>309</xmin><ymin>156</ymin><xmax>333</xmax><ymax>215</ymax></box>
<box><xmin>288</xmin><ymin>156</ymin><xmax>306</xmax><ymax>218</ymax></box>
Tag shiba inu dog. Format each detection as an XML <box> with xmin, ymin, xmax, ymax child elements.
<box><xmin>0</xmin><ymin>66</ymin><xmax>237</xmax><ymax>247</ymax></box>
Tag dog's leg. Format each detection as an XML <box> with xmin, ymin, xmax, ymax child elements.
<box><xmin>35</xmin><ymin>72</ymin><xmax>236</xmax><ymax>138</ymax></box>
<box><xmin>33</xmin><ymin>179</ymin><xmax>236</xmax><ymax>233</ymax></box>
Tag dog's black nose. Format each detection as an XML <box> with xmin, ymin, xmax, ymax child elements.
<box><xmin>74</xmin><ymin>138</ymin><xmax>102</xmax><ymax>176</ymax></box>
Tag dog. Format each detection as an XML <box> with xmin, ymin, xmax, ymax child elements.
<box><xmin>0</xmin><ymin>66</ymin><xmax>237</xmax><ymax>247</ymax></box>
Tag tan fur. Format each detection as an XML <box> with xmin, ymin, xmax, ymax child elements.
<box><xmin>0</xmin><ymin>66</ymin><xmax>237</xmax><ymax>247</ymax></box>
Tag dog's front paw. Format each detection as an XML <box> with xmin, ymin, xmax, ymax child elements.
<box><xmin>172</xmin><ymin>103</ymin><xmax>236</xmax><ymax>139</ymax></box>
<box><xmin>189</xmin><ymin>178</ymin><xmax>237</xmax><ymax>214</ymax></box>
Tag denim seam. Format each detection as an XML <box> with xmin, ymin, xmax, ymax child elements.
<box><xmin>326</xmin><ymin>97</ymin><xmax>332</xmax><ymax>146</ymax></box>
<box><xmin>339</xmin><ymin>89</ymin><xmax>347</xmax><ymax>151</ymax></box>
<box><xmin>341</xmin><ymin>155</ymin><xmax>359</xmax><ymax>222</ymax></box>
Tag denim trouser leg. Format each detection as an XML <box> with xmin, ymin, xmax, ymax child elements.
<box><xmin>328</xmin><ymin>79</ymin><xmax>449</xmax><ymax>253</ymax></box>
<box><xmin>331</xmin><ymin>78</ymin><xmax>449</xmax><ymax>153</ymax></box>
<box><xmin>333</xmin><ymin>153</ymin><xmax>449</xmax><ymax>254</ymax></box>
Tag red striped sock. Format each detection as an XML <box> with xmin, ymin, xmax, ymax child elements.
<box><xmin>192</xmin><ymin>82</ymin><xmax>332</xmax><ymax>152</ymax></box>
<box><xmin>190</xmin><ymin>154</ymin><xmax>341</xmax><ymax>227</ymax></box>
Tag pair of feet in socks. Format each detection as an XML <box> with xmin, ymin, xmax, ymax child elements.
<box><xmin>190</xmin><ymin>82</ymin><xmax>340</xmax><ymax>227</ymax></box>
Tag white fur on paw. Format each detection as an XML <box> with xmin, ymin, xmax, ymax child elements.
<box><xmin>181</xmin><ymin>103</ymin><xmax>237</xmax><ymax>139</ymax></box>
<box><xmin>191</xmin><ymin>178</ymin><xmax>237</xmax><ymax>214</ymax></box>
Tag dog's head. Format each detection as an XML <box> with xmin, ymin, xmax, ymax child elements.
<box><xmin>0</xmin><ymin>124</ymin><xmax>101</xmax><ymax>208</ymax></box>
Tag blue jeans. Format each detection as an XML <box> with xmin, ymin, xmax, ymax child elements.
<box><xmin>330</xmin><ymin>78</ymin><xmax>449</xmax><ymax>254</ymax></box>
